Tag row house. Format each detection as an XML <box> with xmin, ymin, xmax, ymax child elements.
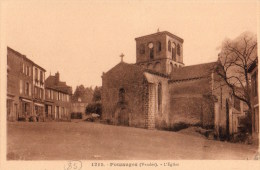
<box><xmin>32</xmin><ymin>63</ymin><xmax>46</xmax><ymax>121</ymax></box>
<box><xmin>45</xmin><ymin>72</ymin><xmax>72</xmax><ymax>121</ymax></box>
<box><xmin>7</xmin><ymin>47</ymin><xmax>72</xmax><ymax>122</ymax></box>
<box><xmin>7</xmin><ymin>47</ymin><xmax>46</xmax><ymax>121</ymax></box>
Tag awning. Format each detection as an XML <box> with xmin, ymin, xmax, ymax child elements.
<box><xmin>21</xmin><ymin>98</ymin><xmax>32</xmax><ymax>103</ymax></box>
<box><xmin>34</xmin><ymin>102</ymin><xmax>44</xmax><ymax>107</ymax></box>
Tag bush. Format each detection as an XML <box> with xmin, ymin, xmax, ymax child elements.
<box><xmin>85</xmin><ymin>102</ymin><xmax>102</xmax><ymax>116</ymax></box>
<box><xmin>167</xmin><ymin>122</ymin><xmax>190</xmax><ymax>131</ymax></box>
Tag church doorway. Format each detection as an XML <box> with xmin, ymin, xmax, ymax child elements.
<box><xmin>115</xmin><ymin>88</ymin><xmax>129</xmax><ymax>126</ymax></box>
<box><xmin>117</xmin><ymin>108</ymin><xmax>129</xmax><ymax>126</ymax></box>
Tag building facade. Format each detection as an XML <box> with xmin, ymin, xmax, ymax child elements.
<box><xmin>7</xmin><ymin>47</ymin><xmax>46</xmax><ymax>121</ymax></box>
<box><xmin>102</xmin><ymin>31</ymin><xmax>221</xmax><ymax>130</ymax></box>
<box><xmin>45</xmin><ymin>72</ymin><xmax>72</xmax><ymax>121</ymax></box>
<box><xmin>32</xmin><ymin>60</ymin><xmax>46</xmax><ymax>121</ymax></box>
<box><xmin>71</xmin><ymin>98</ymin><xmax>88</xmax><ymax>119</ymax></box>
<box><xmin>248</xmin><ymin>58</ymin><xmax>259</xmax><ymax>144</ymax></box>
<box><xmin>102</xmin><ymin>31</ymin><xmax>245</xmax><ymax>139</ymax></box>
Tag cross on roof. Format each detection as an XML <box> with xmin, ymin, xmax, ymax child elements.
<box><xmin>120</xmin><ymin>53</ymin><xmax>124</xmax><ymax>62</ymax></box>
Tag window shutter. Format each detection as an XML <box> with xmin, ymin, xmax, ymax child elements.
<box><xmin>29</xmin><ymin>83</ymin><xmax>31</xmax><ymax>96</ymax></box>
<box><xmin>20</xmin><ymin>80</ymin><xmax>23</xmax><ymax>94</ymax></box>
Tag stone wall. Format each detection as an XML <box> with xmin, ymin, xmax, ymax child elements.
<box><xmin>143</xmin><ymin>73</ymin><xmax>169</xmax><ymax>129</ymax></box>
<box><xmin>168</xmin><ymin>78</ymin><xmax>214</xmax><ymax>128</ymax></box>
<box><xmin>102</xmin><ymin>63</ymin><xmax>147</xmax><ymax>128</ymax></box>
<box><xmin>212</xmin><ymin>72</ymin><xmax>232</xmax><ymax>136</ymax></box>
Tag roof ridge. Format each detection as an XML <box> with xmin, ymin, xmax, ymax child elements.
<box><xmin>179</xmin><ymin>61</ymin><xmax>217</xmax><ymax>69</ymax></box>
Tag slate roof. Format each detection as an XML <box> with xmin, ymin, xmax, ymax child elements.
<box><xmin>45</xmin><ymin>74</ymin><xmax>72</xmax><ymax>94</ymax></box>
<box><xmin>135</xmin><ymin>31</ymin><xmax>184</xmax><ymax>43</ymax></box>
<box><xmin>7</xmin><ymin>47</ymin><xmax>46</xmax><ymax>72</ymax></box>
<box><xmin>106</xmin><ymin>61</ymin><xmax>218</xmax><ymax>82</ymax></box>
<box><xmin>170</xmin><ymin>62</ymin><xmax>217</xmax><ymax>81</ymax></box>
<box><xmin>106</xmin><ymin>62</ymin><xmax>171</xmax><ymax>79</ymax></box>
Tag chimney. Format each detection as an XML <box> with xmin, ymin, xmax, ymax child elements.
<box><xmin>55</xmin><ymin>72</ymin><xmax>60</xmax><ymax>84</ymax></box>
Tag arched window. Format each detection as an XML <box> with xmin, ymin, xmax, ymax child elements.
<box><xmin>149</xmin><ymin>47</ymin><xmax>154</xmax><ymax>59</ymax></box>
<box><xmin>177</xmin><ymin>44</ymin><xmax>181</xmax><ymax>56</ymax></box>
<box><xmin>157</xmin><ymin>41</ymin><xmax>161</xmax><ymax>52</ymax></box>
<box><xmin>147</xmin><ymin>63</ymin><xmax>153</xmax><ymax>70</ymax></box>
<box><xmin>168</xmin><ymin>40</ymin><xmax>171</xmax><ymax>52</ymax></box>
<box><xmin>158</xmin><ymin>83</ymin><xmax>162</xmax><ymax>112</ymax></box>
<box><xmin>172</xmin><ymin>43</ymin><xmax>176</xmax><ymax>61</ymax></box>
<box><xmin>119</xmin><ymin>88</ymin><xmax>125</xmax><ymax>103</ymax></box>
<box><xmin>139</xmin><ymin>44</ymin><xmax>145</xmax><ymax>54</ymax></box>
<box><xmin>154</xmin><ymin>62</ymin><xmax>161</xmax><ymax>72</ymax></box>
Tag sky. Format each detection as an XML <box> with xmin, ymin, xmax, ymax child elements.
<box><xmin>1</xmin><ymin>0</ymin><xmax>258</xmax><ymax>91</ymax></box>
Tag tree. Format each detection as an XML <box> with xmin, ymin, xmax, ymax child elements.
<box><xmin>85</xmin><ymin>102</ymin><xmax>102</xmax><ymax>116</ymax></box>
<box><xmin>92</xmin><ymin>86</ymin><xmax>102</xmax><ymax>102</ymax></box>
<box><xmin>72</xmin><ymin>85</ymin><xmax>93</xmax><ymax>103</ymax></box>
<box><xmin>216</xmin><ymin>32</ymin><xmax>257</xmax><ymax>133</ymax></box>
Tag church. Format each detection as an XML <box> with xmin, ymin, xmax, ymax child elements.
<box><xmin>101</xmin><ymin>31</ymin><xmax>233</xmax><ymax>132</ymax></box>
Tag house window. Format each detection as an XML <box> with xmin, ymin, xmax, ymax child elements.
<box><xmin>25</xmin><ymin>82</ymin><xmax>29</xmax><ymax>95</ymax></box>
<box><xmin>168</xmin><ymin>40</ymin><xmax>171</xmax><ymax>52</ymax></box>
<box><xmin>40</xmin><ymin>71</ymin><xmax>43</xmax><ymax>84</ymax></box>
<box><xmin>21</xmin><ymin>63</ymin><xmax>24</xmax><ymax>73</ymax></box>
<box><xmin>26</xmin><ymin>66</ymin><xmax>29</xmax><ymax>76</ymax></box>
<box><xmin>34</xmin><ymin>87</ymin><xmax>38</xmax><ymax>97</ymax></box>
<box><xmin>158</xmin><ymin>83</ymin><xmax>162</xmax><ymax>112</ymax></box>
<box><xmin>39</xmin><ymin>89</ymin><xmax>43</xmax><ymax>99</ymax></box>
<box><xmin>39</xmin><ymin>89</ymin><xmax>42</xmax><ymax>99</ymax></box>
<box><xmin>139</xmin><ymin>44</ymin><xmax>145</xmax><ymax>54</ymax></box>
<box><xmin>51</xmin><ymin>90</ymin><xmax>53</xmax><ymax>100</ymax></box>
<box><xmin>56</xmin><ymin>91</ymin><xmax>58</xmax><ymax>100</ymax></box>
<box><xmin>38</xmin><ymin>88</ymin><xmax>40</xmax><ymax>98</ymax></box>
<box><xmin>119</xmin><ymin>88</ymin><xmax>125</xmax><ymax>103</ymax></box>
<box><xmin>29</xmin><ymin>83</ymin><xmax>31</xmax><ymax>96</ymax></box>
<box><xmin>157</xmin><ymin>41</ymin><xmax>161</xmax><ymax>52</ymax></box>
<box><xmin>177</xmin><ymin>44</ymin><xmax>181</xmax><ymax>56</ymax></box>
<box><xmin>35</xmin><ymin>68</ymin><xmax>38</xmax><ymax>81</ymax></box>
<box><xmin>45</xmin><ymin>89</ymin><xmax>49</xmax><ymax>99</ymax></box>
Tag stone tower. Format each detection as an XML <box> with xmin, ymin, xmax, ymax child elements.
<box><xmin>135</xmin><ymin>31</ymin><xmax>184</xmax><ymax>75</ymax></box>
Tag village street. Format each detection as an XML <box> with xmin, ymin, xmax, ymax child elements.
<box><xmin>7</xmin><ymin>122</ymin><xmax>258</xmax><ymax>160</ymax></box>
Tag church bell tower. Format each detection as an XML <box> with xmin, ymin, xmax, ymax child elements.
<box><xmin>135</xmin><ymin>31</ymin><xmax>184</xmax><ymax>75</ymax></box>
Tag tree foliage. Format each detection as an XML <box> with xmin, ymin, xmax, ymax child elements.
<box><xmin>85</xmin><ymin>102</ymin><xmax>102</xmax><ymax>116</ymax></box>
<box><xmin>72</xmin><ymin>85</ymin><xmax>94</xmax><ymax>103</ymax></box>
<box><xmin>92</xmin><ymin>86</ymin><xmax>102</xmax><ymax>102</ymax></box>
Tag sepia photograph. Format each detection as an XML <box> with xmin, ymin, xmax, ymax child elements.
<box><xmin>0</xmin><ymin>0</ymin><xmax>259</xmax><ymax>169</ymax></box>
